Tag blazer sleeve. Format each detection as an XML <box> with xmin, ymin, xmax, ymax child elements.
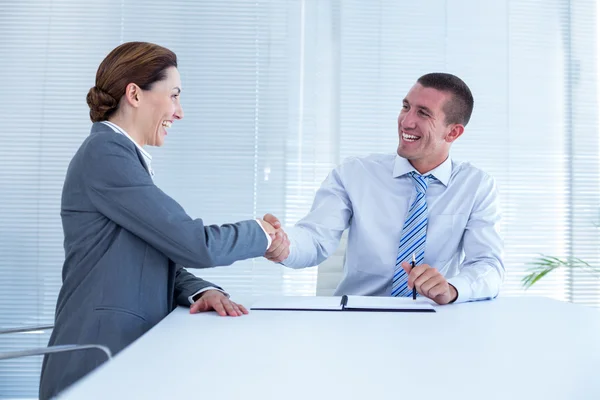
<box><xmin>82</xmin><ymin>133</ymin><xmax>267</xmax><ymax>269</ymax></box>
<box><xmin>173</xmin><ymin>264</ymin><xmax>222</xmax><ymax>306</ymax></box>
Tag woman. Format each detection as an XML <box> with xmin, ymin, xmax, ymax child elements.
<box><xmin>39</xmin><ymin>41</ymin><xmax>286</xmax><ymax>400</ymax></box>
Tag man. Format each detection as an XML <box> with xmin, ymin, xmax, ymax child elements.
<box><xmin>265</xmin><ymin>73</ymin><xmax>504</xmax><ymax>304</ymax></box>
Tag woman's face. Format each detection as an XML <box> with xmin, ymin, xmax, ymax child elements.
<box><xmin>138</xmin><ymin>66</ymin><xmax>184</xmax><ymax>147</ymax></box>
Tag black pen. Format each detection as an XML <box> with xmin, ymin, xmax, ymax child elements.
<box><xmin>411</xmin><ymin>253</ymin><xmax>417</xmax><ymax>300</ymax></box>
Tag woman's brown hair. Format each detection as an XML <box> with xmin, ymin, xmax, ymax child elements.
<box><xmin>86</xmin><ymin>42</ymin><xmax>177</xmax><ymax>122</ymax></box>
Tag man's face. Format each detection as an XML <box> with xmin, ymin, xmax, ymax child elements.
<box><xmin>397</xmin><ymin>83</ymin><xmax>460</xmax><ymax>170</ymax></box>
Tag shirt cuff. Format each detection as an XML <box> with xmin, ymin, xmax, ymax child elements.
<box><xmin>188</xmin><ymin>287</ymin><xmax>229</xmax><ymax>305</ymax></box>
<box><xmin>447</xmin><ymin>275</ymin><xmax>472</xmax><ymax>304</ymax></box>
<box><xmin>255</xmin><ymin>219</ymin><xmax>273</xmax><ymax>250</ymax></box>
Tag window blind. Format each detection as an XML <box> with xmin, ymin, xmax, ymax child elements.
<box><xmin>1</xmin><ymin>1</ymin><xmax>598</xmax><ymax>398</ymax></box>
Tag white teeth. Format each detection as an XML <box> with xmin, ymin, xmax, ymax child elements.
<box><xmin>402</xmin><ymin>133</ymin><xmax>420</xmax><ymax>142</ymax></box>
<box><xmin>162</xmin><ymin>121</ymin><xmax>172</xmax><ymax>128</ymax></box>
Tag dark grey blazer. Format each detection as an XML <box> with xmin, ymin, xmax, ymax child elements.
<box><xmin>39</xmin><ymin>123</ymin><xmax>267</xmax><ymax>399</ymax></box>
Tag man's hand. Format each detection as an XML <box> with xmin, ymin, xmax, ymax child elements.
<box><xmin>400</xmin><ymin>262</ymin><xmax>458</xmax><ymax>305</ymax></box>
<box><xmin>189</xmin><ymin>290</ymin><xmax>248</xmax><ymax>317</ymax></box>
<box><xmin>263</xmin><ymin>213</ymin><xmax>290</xmax><ymax>262</ymax></box>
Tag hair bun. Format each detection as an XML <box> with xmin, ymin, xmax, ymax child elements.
<box><xmin>86</xmin><ymin>86</ymin><xmax>118</xmax><ymax>122</ymax></box>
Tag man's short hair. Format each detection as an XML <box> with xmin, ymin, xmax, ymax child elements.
<box><xmin>417</xmin><ymin>73</ymin><xmax>474</xmax><ymax>126</ymax></box>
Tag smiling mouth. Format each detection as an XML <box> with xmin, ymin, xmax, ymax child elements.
<box><xmin>162</xmin><ymin>121</ymin><xmax>172</xmax><ymax>128</ymax></box>
<box><xmin>402</xmin><ymin>132</ymin><xmax>421</xmax><ymax>142</ymax></box>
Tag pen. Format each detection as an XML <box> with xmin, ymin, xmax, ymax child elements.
<box><xmin>411</xmin><ymin>253</ymin><xmax>417</xmax><ymax>300</ymax></box>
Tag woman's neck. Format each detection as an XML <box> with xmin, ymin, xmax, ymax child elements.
<box><xmin>108</xmin><ymin>114</ymin><xmax>145</xmax><ymax>147</ymax></box>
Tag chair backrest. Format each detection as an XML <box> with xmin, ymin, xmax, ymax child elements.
<box><xmin>0</xmin><ymin>324</ymin><xmax>112</xmax><ymax>361</ymax></box>
<box><xmin>0</xmin><ymin>324</ymin><xmax>54</xmax><ymax>335</ymax></box>
<box><xmin>316</xmin><ymin>230</ymin><xmax>348</xmax><ymax>296</ymax></box>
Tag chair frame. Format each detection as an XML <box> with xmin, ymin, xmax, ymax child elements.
<box><xmin>0</xmin><ymin>325</ymin><xmax>112</xmax><ymax>361</ymax></box>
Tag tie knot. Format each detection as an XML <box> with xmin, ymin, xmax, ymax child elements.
<box><xmin>409</xmin><ymin>171</ymin><xmax>432</xmax><ymax>193</ymax></box>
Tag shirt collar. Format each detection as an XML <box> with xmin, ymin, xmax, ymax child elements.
<box><xmin>392</xmin><ymin>155</ymin><xmax>452</xmax><ymax>186</ymax></box>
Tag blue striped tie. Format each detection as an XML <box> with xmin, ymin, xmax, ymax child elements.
<box><xmin>392</xmin><ymin>172</ymin><xmax>433</xmax><ymax>297</ymax></box>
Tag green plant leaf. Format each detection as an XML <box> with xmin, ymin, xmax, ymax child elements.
<box><xmin>522</xmin><ymin>254</ymin><xmax>600</xmax><ymax>289</ymax></box>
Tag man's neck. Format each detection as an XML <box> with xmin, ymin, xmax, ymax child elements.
<box><xmin>409</xmin><ymin>155</ymin><xmax>448</xmax><ymax>175</ymax></box>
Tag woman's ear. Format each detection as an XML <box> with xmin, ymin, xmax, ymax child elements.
<box><xmin>124</xmin><ymin>83</ymin><xmax>141</xmax><ymax>107</ymax></box>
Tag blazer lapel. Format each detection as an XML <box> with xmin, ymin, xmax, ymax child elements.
<box><xmin>134</xmin><ymin>148</ymin><xmax>152</xmax><ymax>178</ymax></box>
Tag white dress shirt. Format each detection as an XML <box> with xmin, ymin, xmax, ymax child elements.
<box><xmin>100</xmin><ymin>121</ymin><xmax>272</xmax><ymax>303</ymax></box>
<box><xmin>282</xmin><ymin>154</ymin><xmax>505</xmax><ymax>303</ymax></box>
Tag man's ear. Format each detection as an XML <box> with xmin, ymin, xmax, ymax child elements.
<box><xmin>123</xmin><ymin>83</ymin><xmax>142</xmax><ymax>108</ymax></box>
<box><xmin>445</xmin><ymin>124</ymin><xmax>465</xmax><ymax>143</ymax></box>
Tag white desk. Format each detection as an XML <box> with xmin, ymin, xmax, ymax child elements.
<box><xmin>58</xmin><ymin>296</ymin><xmax>600</xmax><ymax>400</ymax></box>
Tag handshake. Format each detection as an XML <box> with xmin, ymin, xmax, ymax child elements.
<box><xmin>257</xmin><ymin>213</ymin><xmax>290</xmax><ymax>263</ymax></box>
